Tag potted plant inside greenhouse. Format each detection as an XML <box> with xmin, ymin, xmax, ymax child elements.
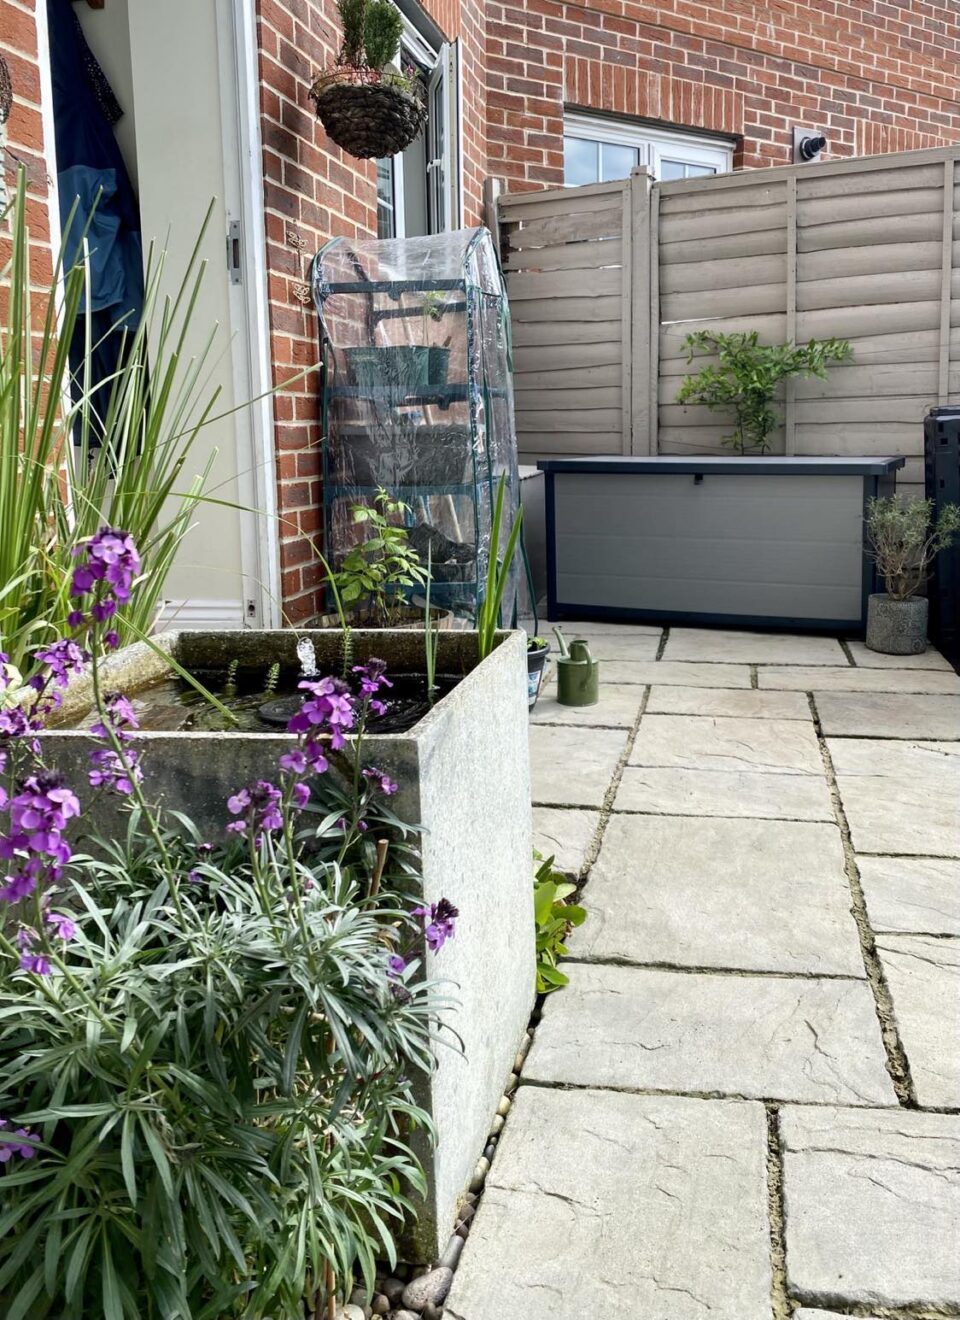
<box><xmin>309</xmin><ymin>0</ymin><xmax>425</xmax><ymax>161</ymax></box>
<box><xmin>865</xmin><ymin>494</ymin><xmax>960</xmax><ymax>654</ymax></box>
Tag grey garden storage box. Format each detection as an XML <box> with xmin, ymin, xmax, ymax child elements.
<box><xmin>539</xmin><ymin>455</ymin><xmax>904</xmax><ymax>631</ymax></box>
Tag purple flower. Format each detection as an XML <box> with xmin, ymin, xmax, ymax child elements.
<box><xmin>71</xmin><ymin>528</ymin><xmax>141</xmax><ymax>604</ymax></box>
<box><xmin>90</xmin><ymin>599</ymin><xmax>117</xmax><ymax>622</ymax></box>
<box><xmin>0</xmin><ymin>1120</ymin><xmax>38</xmax><ymax>1163</ymax></box>
<box><xmin>67</xmin><ymin>610</ymin><xmax>85</xmax><ymax>629</ymax></box>
<box><xmin>226</xmin><ymin>780</ymin><xmax>283</xmax><ymax>835</ymax></box>
<box><xmin>353</xmin><ymin>659</ymin><xmax>393</xmax><ymax>697</ymax></box>
<box><xmin>33</xmin><ymin>638</ymin><xmax>89</xmax><ymax>689</ymax></box>
<box><xmin>387</xmin><ymin>953</ymin><xmax>407</xmax><ymax>979</ymax></box>
<box><xmin>88</xmin><ymin>692</ymin><xmax>142</xmax><ymax>795</ymax></box>
<box><xmin>103</xmin><ymin>630</ymin><xmax>120</xmax><ymax>651</ymax></box>
<box><xmin>46</xmin><ymin>911</ymin><xmax>77</xmax><ymax>941</ymax></box>
<box><xmin>291</xmin><ymin>782</ymin><xmax>310</xmax><ymax>809</ymax></box>
<box><xmin>0</xmin><ymin>872</ymin><xmax>37</xmax><ymax>904</ymax></box>
<box><xmin>278</xmin><ymin>748</ymin><xmax>307</xmax><ymax>775</ymax></box>
<box><xmin>413</xmin><ymin>898</ymin><xmax>459</xmax><ymax>953</ymax></box>
<box><xmin>0</xmin><ymin>1119</ymin><xmax>37</xmax><ymax>1161</ymax></box>
<box><xmin>19</xmin><ymin>952</ymin><xmax>51</xmax><ymax>976</ymax></box>
<box><xmin>287</xmin><ymin>677</ymin><xmax>355</xmax><ymax>749</ymax></box>
<box><xmin>2</xmin><ymin>774</ymin><xmax>80</xmax><ymax>867</ymax></box>
<box><xmin>362</xmin><ymin>766</ymin><xmax>398</xmax><ymax>796</ymax></box>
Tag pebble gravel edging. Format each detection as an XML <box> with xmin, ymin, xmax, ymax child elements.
<box><xmin>346</xmin><ymin>1032</ymin><xmax>533</xmax><ymax>1319</ymax></box>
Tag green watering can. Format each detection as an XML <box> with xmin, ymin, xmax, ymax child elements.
<box><xmin>553</xmin><ymin>628</ymin><xmax>599</xmax><ymax>707</ymax></box>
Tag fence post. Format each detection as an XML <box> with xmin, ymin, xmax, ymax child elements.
<box><xmin>784</xmin><ymin>176</ymin><xmax>798</xmax><ymax>454</ymax></box>
<box><xmin>484</xmin><ymin>176</ymin><xmax>504</xmax><ymax>261</ymax></box>
<box><xmin>938</xmin><ymin>159</ymin><xmax>954</xmax><ymax>403</ymax></box>
<box><xmin>629</xmin><ymin>167</ymin><xmax>655</xmax><ymax>454</ymax></box>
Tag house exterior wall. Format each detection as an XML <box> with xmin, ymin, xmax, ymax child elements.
<box><xmin>255</xmin><ymin>0</ymin><xmax>489</xmax><ymax>623</ymax></box>
<box><xmin>1</xmin><ymin>0</ymin><xmax>54</xmax><ymax>288</ymax></box>
<box><xmin>487</xmin><ymin>0</ymin><xmax>960</xmax><ymax>187</ymax></box>
<box><xmin>4</xmin><ymin>0</ymin><xmax>960</xmax><ymax>621</ymax></box>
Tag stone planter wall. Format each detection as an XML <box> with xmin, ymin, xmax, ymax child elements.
<box><xmin>38</xmin><ymin>629</ymin><xmax>536</xmax><ymax>1257</ymax></box>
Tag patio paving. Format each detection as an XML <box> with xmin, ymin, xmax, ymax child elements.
<box><xmin>448</xmin><ymin>624</ymin><xmax>960</xmax><ymax>1320</ymax></box>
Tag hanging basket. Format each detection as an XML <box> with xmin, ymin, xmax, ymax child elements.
<box><xmin>310</xmin><ymin>71</ymin><xmax>426</xmax><ymax>160</ymax></box>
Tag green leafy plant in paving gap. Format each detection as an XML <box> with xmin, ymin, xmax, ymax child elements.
<box><xmin>676</xmin><ymin>329</ymin><xmax>852</xmax><ymax>454</ymax></box>
<box><xmin>533</xmin><ymin>852</ymin><xmax>586</xmax><ymax>993</ymax></box>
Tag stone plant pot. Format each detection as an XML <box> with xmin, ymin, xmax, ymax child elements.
<box><xmin>865</xmin><ymin>592</ymin><xmax>929</xmax><ymax>655</ymax></box>
<box><xmin>38</xmin><ymin>628</ymin><xmax>536</xmax><ymax>1260</ymax></box>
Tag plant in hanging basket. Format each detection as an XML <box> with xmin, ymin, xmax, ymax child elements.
<box><xmin>310</xmin><ymin>0</ymin><xmax>426</xmax><ymax>160</ymax></box>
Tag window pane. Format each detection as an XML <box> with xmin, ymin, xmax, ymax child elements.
<box><xmin>376</xmin><ymin>157</ymin><xmax>396</xmax><ymax>239</ymax></box>
<box><xmin>686</xmin><ymin>163</ymin><xmax>717</xmax><ymax>177</ymax></box>
<box><xmin>600</xmin><ymin>142</ymin><xmax>639</xmax><ymax>182</ymax></box>
<box><xmin>659</xmin><ymin>158</ymin><xmax>688</xmax><ymax>181</ymax></box>
<box><xmin>564</xmin><ymin>136</ymin><xmax>599</xmax><ymax>186</ymax></box>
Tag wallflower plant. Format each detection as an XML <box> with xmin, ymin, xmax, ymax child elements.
<box><xmin>0</xmin><ymin>530</ymin><xmax>459</xmax><ymax>1320</ymax></box>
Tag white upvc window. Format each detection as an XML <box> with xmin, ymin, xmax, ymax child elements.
<box><xmin>563</xmin><ymin>111</ymin><xmax>734</xmax><ymax>185</ymax></box>
<box><xmin>375</xmin><ymin>10</ymin><xmax>462</xmax><ymax>239</ymax></box>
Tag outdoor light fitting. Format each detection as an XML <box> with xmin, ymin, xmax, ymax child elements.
<box><xmin>793</xmin><ymin>125</ymin><xmax>827</xmax><ymax>163</ymax></box>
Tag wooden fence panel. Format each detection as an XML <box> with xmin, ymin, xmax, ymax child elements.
<box><xmin>498</xmin><ymin>179</ymin><xmax>632</xmax><ymax>464</ymax></box>
<box><xmin>499</xmin><ymin>145</ymin><xmax>960</xmax><ymax>489</ymax></box>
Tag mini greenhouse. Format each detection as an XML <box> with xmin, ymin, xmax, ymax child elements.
<box><xmin>311</xmin><ymin>228</ymin><xmax>521</xmax><ymax>620</ymax></box>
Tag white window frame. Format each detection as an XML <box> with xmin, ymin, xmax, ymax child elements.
<box><xmin>380</xmin><ymin>9</ymin><xmax>462</xmax><ymax>239</ymax></box>
<box><xmin>564</xmin><ymin>111</ymin><xmax>734</xmax><ymax>184</ymax></box>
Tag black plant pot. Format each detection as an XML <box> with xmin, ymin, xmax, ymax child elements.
<box><xmin>527</xmin><ymin>642</ymin><xmax>550</xmax><ymax>710</ymax></box>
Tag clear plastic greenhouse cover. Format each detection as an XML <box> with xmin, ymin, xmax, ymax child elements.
<box><xmin>312</xmin><ymin>227</ymin><xmax>521</xmax><ymax>624</ymax></box>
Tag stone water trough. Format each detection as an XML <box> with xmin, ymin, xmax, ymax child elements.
<box><xmin>38</xmin><ymin>628</ymin><xmax>536</xmax><ymax>1258</ymax></box>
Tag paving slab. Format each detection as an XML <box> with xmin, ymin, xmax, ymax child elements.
<box><xmin>814</xmin><ymin>690</ymin><xmax>960</xmax><ymax>739</ymax></box>
<box><xmin>858</xmin><ymin>856</ymin><xmax>960</xmax><ymax>936</ymax></box>
<box><xmin>876</xmin><ymin>933</ymin><xmax>960</xmax><ymax>1108</ymax></box>
<box><xmin>630</xmin><ymin>714</ymin><xmax>824</xmax><ymax>774</ymax></box>
<box><xmin>827</xmin><ymin>739</ymin><xmax>960</xmax><ymax>857</ymax></box>
<box><xmin>529</xmin><ymin>684</ymin><xmax>644</xmax><ymax>728</ymax></box>
<box><xmin>570</xmin><ymin>815</ymin><xmax>864</xmax><ymax>976</ymax></box>
<box><xmin>794</xmin><ymin>1313</ymin><xmax>884</xmax><ymax>1320</ymax></box>
<box><xmin>524</xmin><ymin>962</ymin><xmax>894</xmax><ymax>1104</ymax></box>
<box><xmin>846</xmin><ymin>638</ymin><xmax>954</xmax><ymax>670</ymax></box>
<box><xmin>780</xmin><ymin>1105</ymin><xmax>960</xmax><ymax>1309</ymax></box>
<box><xmin>663</xmin><ymin>627</ymin><xmax>847</xmax><ymax>666</ymax></box>
<box><xmin>531</xmin><ymin>619</ymin><xmax>662</xmax><ymax>636</ymax></box>
<box><xmin>615</xmin><ymin>765</ymin><xmax>835</xmax><ymax>821</ymax></box>
<box><xmin>556</xmin><ymin>633</ymin><xmax>661</xmax><ymax>661</ymax></box>
<box><xmin>759</xmin><ymin>665</ymin><xmax>960</xmax><ymax>694</ymax></box>
<box><xmin>445</xmin><ymin>1087</ymin><xmax>773</xmax><ymax>1320</ymax></box>
<box><xmin>601</xmin><ymin>660</ymin><xmax>752</xmax><ymax>687</ymax></box>
<box><xmin>529</xmin><ymin>725</ymin><xmax>626</xmax><ymax>807</ymax></box>
<box><xmin>647</xmin><ymin>684</ymin><xmax>812</xmax><ymax>720</ymax></box>
<box><xmin>532</xmin><ymin>807</ymin><xmax>599</xmax><ymax>878</ymax></box>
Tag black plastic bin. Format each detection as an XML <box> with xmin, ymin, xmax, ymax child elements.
<box><xmin>924</xmin><ymin>407</ymin><xmax>960</xmax><ymax>664</ymax></box>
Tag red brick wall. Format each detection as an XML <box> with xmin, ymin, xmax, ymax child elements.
<box><xmin>486</xmin><ymin>0</ymin><xmax>960</xmax><ymax>189</ymax></box>
<box><xmin>255</xmin><ymin>0</ymin><xmax>487</xmax><ymax>623</ymax></box>
<box><xmin>1</xmin><ymin>0</ymin><xmax>54</xmax><ymax>291</ymax></box>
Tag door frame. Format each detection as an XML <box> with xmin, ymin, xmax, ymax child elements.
<box><xmin>215</xmin><ymin>0</ymin><xmax>281</xmax><ymax>629</ymax></box>
<box><xmin>38</xmin><ymin>0</ymin><xmax>280</xmax><ymax>631</ymax></box>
